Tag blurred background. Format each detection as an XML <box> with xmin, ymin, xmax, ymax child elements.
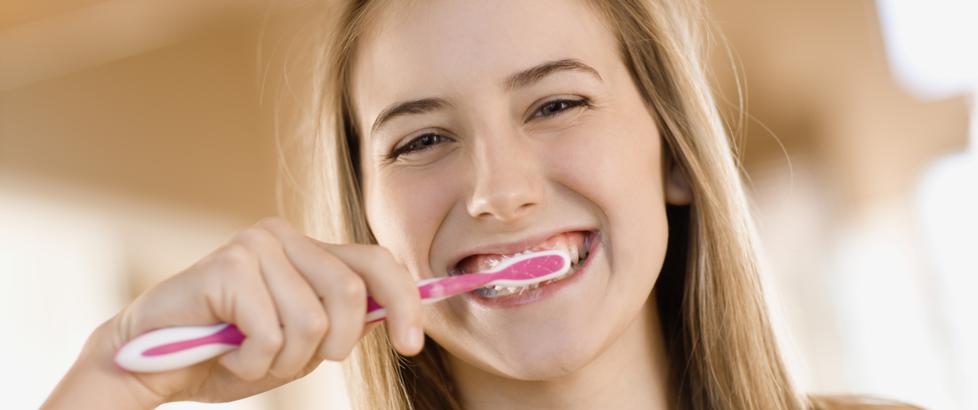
<box><xmin>1</xmin><ymin>0</ymin><xmax>975</xmax><ymax>409</ymax></box>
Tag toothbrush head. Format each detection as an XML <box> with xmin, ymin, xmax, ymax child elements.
<box><xmin>411</xmin><ymin>250</ymin><xmax>571</xmax><ymax>303</ymax></box>
<box><xmin>478</xmin><ymin>249</ymin><xmax>571</xmax><ymax>287</ymax></box>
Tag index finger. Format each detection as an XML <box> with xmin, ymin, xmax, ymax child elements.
<box><xmin>259</xmin><ymin>219</ymin><xmax>424</xmax><ymax>355</ymax></box>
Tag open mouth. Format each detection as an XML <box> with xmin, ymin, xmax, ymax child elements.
<box><xmin>449</xmin><ymin>230</ymin><xmax>597</xmax><ymax>299</ymax></box>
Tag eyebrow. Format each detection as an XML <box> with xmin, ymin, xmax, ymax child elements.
<box><xmin>505</xmin><ymin>58</ymin><xmax>602</xmax><ymax>91</ymax></box>
<box><xmin>370</xmin><ymin>98</ymin><xmax>451</xmax><ymax>136</ymax></box>
<box><xmin>369</xmin><ymin>58</ymin><xmax>602</xmax><ymax>136</ymax></box>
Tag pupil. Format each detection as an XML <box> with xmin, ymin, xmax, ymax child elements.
<box><xmin>544</xmin><ymin>101</ymin><xmax>566</xmax><ymax>116</ymax></box>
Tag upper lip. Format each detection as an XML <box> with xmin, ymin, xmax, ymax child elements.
<box><xmin>444</xmin><ymin>227</ymin><xmax>594</xmax><ymax>275</ymax></box>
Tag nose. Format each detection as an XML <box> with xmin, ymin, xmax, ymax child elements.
<box><xmin>466</xmin><ymin>132</ymin><xmax>544</xmax><ymax>223</ymax></box>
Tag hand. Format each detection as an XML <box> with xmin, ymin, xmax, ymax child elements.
<box><xmin>49</xmin><ymin>217</ymin><xmax>424</xmax><ymax>407</ymax></box>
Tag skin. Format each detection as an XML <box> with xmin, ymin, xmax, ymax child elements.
<box><xmin>44</xmin><ymin>219</ymin><xmax>426</xmax><ymax>409</ymax></box>
<box><xmin>43</xmin><ymin>0</ymin><xmax>691</xmax><ymax>409</ymax></box>
<box><xmin>354</xmin><ymin>1</ymin><xmax>691</xmax><ymax>408</ymax></box>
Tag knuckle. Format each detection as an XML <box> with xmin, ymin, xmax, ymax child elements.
<box><xmin>257</xmin><ymin>216</ymin><xmax>289</xmax><ymax>232</ymax></box>
<box><xmin>214</xmin><ymin>243</ymin><xmax>255</xmax><ymax>271</ymax></box>
<box><xmin>268</xmin><ymin>368</ymin><xmax>287</xmax><ymax>379</ymax></box>
<box><xmin>297</xmin><ymin>313</ymin><xmax>328</xmax><ymax>338</ymax></box>
<box><xmin>339</xmin><ymin>276</ymin><xmax>367</xmax><ymax>301</ymax></box>
<box><xmin>256</xmin><ymin>331</ymin><xmax>284</xmax><ymax>355</ymax></box>
<box><xmin>235</xmin><ymin>227</ymin><xmax>276</xmax><ymax>249</ymax></box>
<box><xmin>268</xmin><ymin>364</ymin><xmax>294</xmax><ymax>380</ymax></box>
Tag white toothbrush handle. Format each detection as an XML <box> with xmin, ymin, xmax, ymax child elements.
<box><xmin>114</xmin><ymin>323</ymin><xmax>243</xmax><ymax>373</ymax></box>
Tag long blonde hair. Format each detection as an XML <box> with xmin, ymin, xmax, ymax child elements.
<box><xmin>290</xmin><ymin>0</ymin><xmax>807</xmax><ymax>408</ymax></box>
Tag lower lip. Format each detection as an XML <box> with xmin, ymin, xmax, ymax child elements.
<box><xmin>466</xmin><ymin>232</ymin><xmax>601</xmax><ymax>308</ymax></box>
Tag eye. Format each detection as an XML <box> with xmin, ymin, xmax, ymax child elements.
<box><xmin>530</xmin><ymin>98</ymin><xmax>590</xmax><ymax>120</ymax></box>
<box><xmin>388</xmin><ymin>132</ymin><xmax>452</xmax><ymax>160</ymax></box>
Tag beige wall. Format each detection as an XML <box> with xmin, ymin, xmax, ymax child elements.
<box><xmin>0</xmin><ymin>4</ymin><xmax>348</xmax><ymax>408</ymax></box>
<box><xmin>710</xmin><ymin>0</ymin><xmax>969</xmax><ymax>204</ymax></box>
<box><xmin>1</xmin><ymin>25</ymin><xmax>276</xmax><ymax>221</ymax></box>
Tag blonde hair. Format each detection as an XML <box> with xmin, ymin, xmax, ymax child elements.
<box><xmin>290</xmin><ymin>0</ymin><xmax>809</xmax><ymax>408</ymax></box>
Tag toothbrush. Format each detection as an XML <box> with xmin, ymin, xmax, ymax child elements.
<box><xmin>115</xmin><ymin>249</ymin><xmax>570</xmax><ymax>373</ymax></box>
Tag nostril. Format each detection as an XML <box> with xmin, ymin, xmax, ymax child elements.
<box><xmin>466</xmin><ymin>162</ymin><xmax>544</xmax><ymax>221</ymax></box>
<box><xmin>468</xmin><ymin>194</ymin><xmax>539</xmax><ymax>222</ymax></box>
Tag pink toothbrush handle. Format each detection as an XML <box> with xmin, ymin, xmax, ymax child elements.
<box><xmin>115</xmin><ymin>252</ymin><xmax>567</xmax><ymax>373</ymax></box>
<box><xmin>364</xmin><ymin>273</ymin><xmax>494</xmax><ymax>322</ymax></box>
<box><xmin>115</xmin><ymin>275</ymin><xmax>489</xmax><ymax>372</ymax></box>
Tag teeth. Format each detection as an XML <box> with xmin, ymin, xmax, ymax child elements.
<box><xmin>568</xmin><ymin>242</ymin><xmax>579</xmax><ymax>266</ymax></box>
<box><xmin>468</xmin><ymin>232</ymin><xmax>596</xmax><ymax>299</ymax></box>
<box><xmin>554</xmin><ymin>235</ymin><xmax>568</xmax><ymax>253</ymax></box>
<box><xmin>476</xmin><ymin>247</ymin><xmax>593</xmax><ymax>298</ymax></box>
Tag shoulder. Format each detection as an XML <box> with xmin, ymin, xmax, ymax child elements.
<box><xmin>808</xmin><ymin>395</ymin><xmax>926</xmax><ymax>410</ymax></box>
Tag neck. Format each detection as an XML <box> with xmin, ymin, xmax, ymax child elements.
<box><xmin>449</xmin><ymin>297</ymin><xmax>674</xmax><ymax>410</ymax></box>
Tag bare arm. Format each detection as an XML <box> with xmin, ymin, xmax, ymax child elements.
<box><xmin>43</xmin><ymin>319</ymin><xmax>164</xmax><ymax>410</ymax></box>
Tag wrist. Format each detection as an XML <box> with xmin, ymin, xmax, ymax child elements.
<box><xmin>43</xmin><ymin>317</ymin><xmax>166</xmax><ymax>410</ymax></box>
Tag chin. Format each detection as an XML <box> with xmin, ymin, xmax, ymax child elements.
<box><xmin>482</xmin><ymin>321</ymin><xmax>605</xmax><ymax>381</ymax></box>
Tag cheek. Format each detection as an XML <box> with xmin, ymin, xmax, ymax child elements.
<box><xmin>367</xmin><ymin>171</ymin><xmax>458</xmax><ymax>277</ymax></box>
<box><xmin>545</xmin><ymin>112</ymin><xmax>664</xmax><ymax>213</ymax></box>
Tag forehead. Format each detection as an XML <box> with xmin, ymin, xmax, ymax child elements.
<box><xmin>351</xmin><ymin>0</ymin><xmax>617</xmax><ymax>126</ymax></box>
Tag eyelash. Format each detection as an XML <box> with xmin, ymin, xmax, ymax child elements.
<box><xmin>529</xmin><ymin>97</ymin><xmax>591</xmax><ymax>120</ymax></box>
<box><xmin>387</xmin><ymin>97</ymin><xmax>591</xmax><ymax>161</ymax></box>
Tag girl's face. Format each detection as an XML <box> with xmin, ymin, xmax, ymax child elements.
<box><xmin>353</xmin><ymin>0</ymin><xmax>688</xmax><ymax>380</ymax></box>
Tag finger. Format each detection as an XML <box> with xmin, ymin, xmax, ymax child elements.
<box><xmin>236</xmin><ymin>225</ymin><xmax>328</xmax><ymax>379</ymax></box>
<box><xmin>309</xmin><ymin>241</ymin><xmax>423</xmax><ymax>356</ymax></box>
<box><xmin>332</xmin><ymin>245</ymin><xmax>423</xmax><ymax>355</ymax></box>
<box><xmin>325</xmin><ymin>245</ymin><xmax>423</xmax><ymax>355</ymax></box>
<box><xmin>260</xmin><ymin>218</ymin><xmax>369</xmax><ymax>361</ymax></box>
<box><xmin>261</xmin><ymin>218</ymin><xmax>424</xmax><ymax>355</ymax></box>
<box><xmin>204</xmin><ymin>244</ymin><xmax>283</xmax><ymax>381</ymax></box>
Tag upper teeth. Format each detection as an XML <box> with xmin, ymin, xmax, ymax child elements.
<box><xmin>474</xmin><ymin>233</ymin><xmax>593</xmax><ymax>298</ymax></box>
<box><xmin>522</xmin><ymin>234</ymin><xmax>590</xmax><ymax>267</ymax></box>
<box><xmin>569</xmin><ymin>243</ymin><xmax>580</xmax><ymax>265</ymax></box>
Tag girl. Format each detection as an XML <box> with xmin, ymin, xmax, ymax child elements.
<box><xmin>44</xmin><ymin>0</ymin><xmax>918</xmax><ymax>409</ymax></box>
